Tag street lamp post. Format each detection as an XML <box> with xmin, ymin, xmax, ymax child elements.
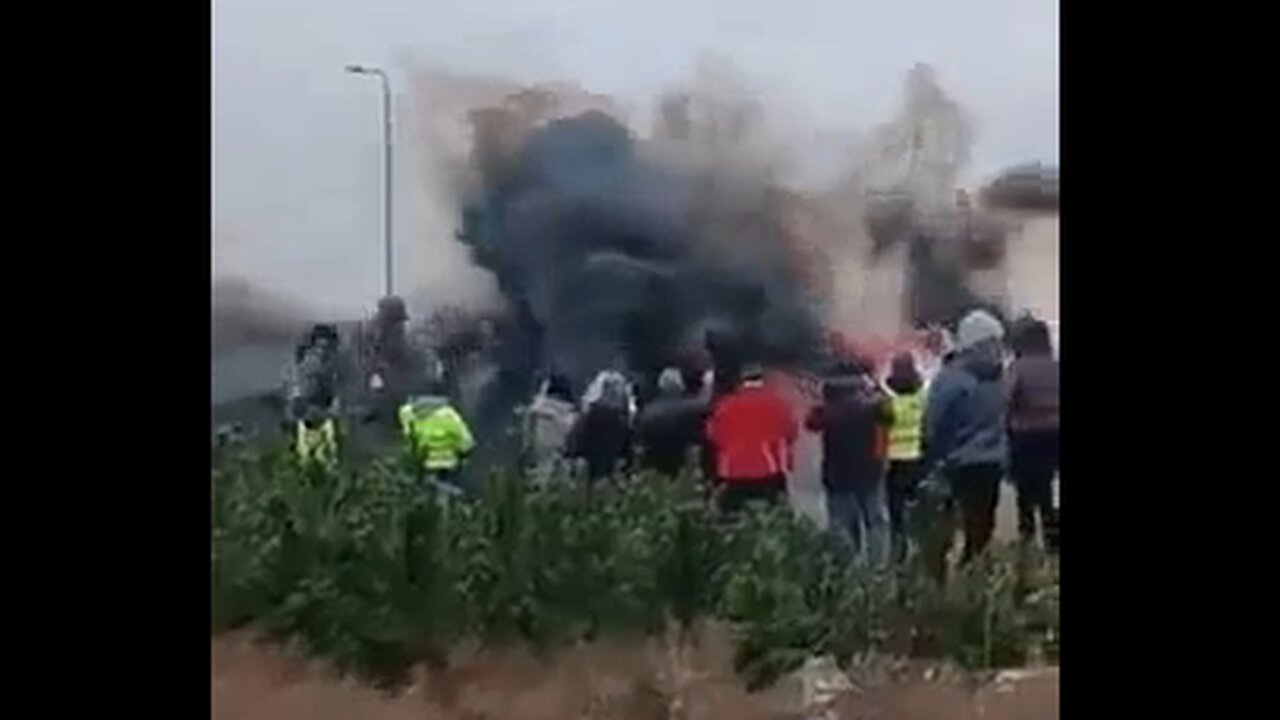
<box><xmin>345</xmin><ymin>64</ymin><xmax>394</xmax><ymax>297</ymax></box>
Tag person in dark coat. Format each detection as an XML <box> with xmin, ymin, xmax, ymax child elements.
<box><xmin>637</xmin><ymin>368</ymin><xmax>708</xmax><ymax>477</ymax></box>
<box><xmin>704</xmin><ymin>328</ymin><xmax>743</xmax><ymax>402</ymax></box>
<box><xmin>568</xmin><ymin>371</ymin><xmax>634</xmax><ymax>484</ymax></box>
<box><xmin>922</xmin><ymin>309</ymin><xmax>1008</xmax><ymax>575</ymax></box>
<box><xmin>806</xmin><ymin>358</ymin><xmax>894</xmax><ymax>561</ymax></box>
<box><xmin>675</xmin><ymin>348</ymin><xmax>708</xmax><ymax>401</ymax></box>
<box><xmin>1007</xmin><ymin>315</ymin><xmax>1060</xmax><ymax>553</ymax></box>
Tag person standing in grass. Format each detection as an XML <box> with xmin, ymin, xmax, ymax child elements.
<box><xmin>637</xmin><ymin>367</ymin><xmax>708</xmax><ymax>477</ymax></box>
<box><xmin>522</xmin><ymin>372</ymin><xmax>579</xmax><ymax>486</ymax></box>
<box><xmin>398</xmin><ymin>378</ymin><xmax>475</xmax><ymax>488</ymax></box>
<box><xmin>568</xmin><ymin>371</ymin><xmax>635</xmax><ymax>485</ymax></box>
<box><xmin>1007</xmin><ymin>315</ymin><xmax>1060</xmax><ymax>553</ymax></box>
<box><xmin>707</xmin><ymin>362</ymin><xmax>799</xmax><ymax>516</ymax></box>
<box><xmin>882</xmin><ymin>352</ymin><xmax>927</xmax><ymax>563</ymax></box>
<box><xmin>294</xmin><ymin>401</ymin><xmax>339</xmax><ymax>469</ymax></box>
<box><xmin>805</xmin><ymin>358</ymin><xmax>894</xmax><ymax>562</ymax></box>
<box><xmin>282</xmin><ymin>323</ymin><xmax>347</xmax><ymax>425</ymax></box>
<box><xmin>922</xmin><ymin>309</ymin><xmax>1008</xmax><ymax>575</ymax></box>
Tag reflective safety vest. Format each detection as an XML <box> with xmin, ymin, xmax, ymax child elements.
<box><xmin>295</xmin><ymin>419</ymin><xmax>338</xmax><ymax>466</ymax></box>
<box><xmin>399</xmin><ymin>402</ymin><xmax>476</xmax><ymax>471</ymax></box>
<box><xmin>888</xmin><ymin>392</ymin><xmax>924</xmax><ymax>461</ymax></box>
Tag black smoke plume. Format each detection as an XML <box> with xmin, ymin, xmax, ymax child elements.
<box><xmin>455</xmin><ymin>106</ymin><xmax>824</xmax><ymax>396</ymax></box>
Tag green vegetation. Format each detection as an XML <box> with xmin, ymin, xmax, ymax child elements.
<box><xmin>211</xmin><ymin>445</ymin><xmax>1059</xmax><ymax>691</ymax></box>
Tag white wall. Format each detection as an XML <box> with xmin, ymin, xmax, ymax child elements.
<box><xmin>1001</xmin><ymin>211</ymin><xmax>1059</xmax><ymax>329</ymax></box>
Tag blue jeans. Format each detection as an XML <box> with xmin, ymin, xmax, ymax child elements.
<box><xmin>827</xmin><ymin>481</ymin><xmax>890</xmax><ymax>565</ymax></box>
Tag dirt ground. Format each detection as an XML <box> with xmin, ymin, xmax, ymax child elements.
<box><xmin>213</xmin><ymin>629</ymin><xmax>1057</xmax><ymax>720</ymax></box>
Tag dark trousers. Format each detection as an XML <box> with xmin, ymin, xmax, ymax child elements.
<box><xmin>886</xmin><ymin>459</ymin><xmax>922</xmax><ymax>562</ymax></box>
<box><xmin>422</xmin><ymin>467</ymin><xmax>463</xmax><ymax>495</ymax></box>
<box><xmin>953</xmin><ymin>463</ymin><xmax>1002</xmax><ymax>563</ymax></box>
<box><xmin>928</xmin><ymin>463</ymin><xmax>1003</xmax><ymax>582</ymax></box>
<box><xmin>1011</xmin><ymin>430</ymin><xmax>1060</xmax><ymax>552</ymax></box>
<box><xmin>717</xmin><ymin>474</ymin><xmax>787</xmax><ymax>516</ymax></box>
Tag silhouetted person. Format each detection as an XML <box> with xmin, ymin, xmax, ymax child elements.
<box><xmin>637</xmin><ymin>368</ymin><xmax>708</xmax><ymax>477</ymax></box>
<box><xmin>1007</xmin><ymin>315</ymin><xmax>1060</xmax><ymax>553</ymax></box>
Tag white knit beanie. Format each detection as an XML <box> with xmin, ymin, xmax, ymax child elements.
<box><xmin>956</xmin><ymin>310</ymin><xmax>1005</xmax><ymax>351</ymax></box>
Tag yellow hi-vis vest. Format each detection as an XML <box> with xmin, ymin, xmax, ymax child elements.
<box><xmin>399</xmin><ymin>402</ymin><xmax>476</xmax><ymax>471</ymax></box>
<box><xmin>888</xmin><ymin>392</ymin><xmax>924</xmax><ymax>461</ymax></box>
<box><xmin>295</xmin><ymin>419</ymin><xmax>338</xmax><ymax>466</ymax></box>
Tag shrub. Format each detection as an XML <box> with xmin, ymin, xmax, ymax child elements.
<box><xmin>211</xmin><ymin>448</ymin><xmax>1059</xmax><ymax>690</ymax></box>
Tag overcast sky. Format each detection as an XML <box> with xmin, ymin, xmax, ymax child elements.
<box><xmin>213</xmin><ymin>0</ymin><xmax>1058</xmax><ymax>317</ymax></box>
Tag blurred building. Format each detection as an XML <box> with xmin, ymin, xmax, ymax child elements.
<box><xmin>983</xmin><ymin>164</ymin><xmax>1060</xmax><ymax>350</ymax></box>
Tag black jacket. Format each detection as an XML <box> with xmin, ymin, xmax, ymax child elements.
<box><xmin>637</xmin><ymin>396</ymin><xmax>708</xmax><ymax>476</ymax></box>
<box><xmin>805</xmin><ymin>374</ymin><xmax>893</xmax><ymax>492</ymax></box>
<box><xmin>568</xmin><ymin>403</ymin><xmax>633</xmax><ymax>481</ymax></box>
<box><xmin>1007</xmin><ymin>355</ymin><xmax>1059</xmax><ymax>434</ymax></box>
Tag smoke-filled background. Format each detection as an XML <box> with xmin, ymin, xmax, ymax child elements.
<box><xmin>452</xmin><ymin>67</ymin><xmax>833</xmax><ymax>387</ymax></box>
<box><xmin>213</xmin><ymin>0</ymin><xmax>1058</xmax><ymax>404</ymax></box>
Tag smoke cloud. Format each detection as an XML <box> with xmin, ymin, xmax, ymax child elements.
<box><xmin>447</xmin><ymin>60</ymin><xmax>830</xmax><ymax>389</ymax></box>
<box><xmin>421</xmin><ymin>60</ymin><xmax>989</xmax><ymax>391</ymax></box>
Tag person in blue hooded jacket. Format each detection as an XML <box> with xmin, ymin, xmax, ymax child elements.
<box><xmin>921</xmin><ymin>309</ymin><xmax>1008</xmax><ymax>572</ymax></box>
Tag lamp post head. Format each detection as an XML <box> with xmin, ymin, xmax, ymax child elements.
<box><xmin>346</xmin><ymin>65</ymin><xmax>388</xmax><ymax>82</ymax></box>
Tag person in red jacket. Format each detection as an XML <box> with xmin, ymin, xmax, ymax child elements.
<box><xmin>705</xmin><ymin>362</ymin><xmax>799</xmax><ymax>515</ymax></box>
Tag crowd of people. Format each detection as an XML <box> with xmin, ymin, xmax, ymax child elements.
<box><xmin>507</xmin><ymin>308</ymin><xmax>1060</xmax><ymax>568</ymax></box>
<box><xmin>281</xmin><ymin>300</ymin><xmax>1060</xmax><ymax>569</ymax></box>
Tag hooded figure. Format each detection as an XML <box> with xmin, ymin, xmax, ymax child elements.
<box><xmin>568</xmin><ymin>371</ymin><xmax>635</xmax><ymax>483</ymax></box>
<box><xmin>637</xmin><ymin>368</ymin><xmax>709</xmax><ymax>477</ymax></box>
<box><xmin>922</xmin><ymin>309</ymin><xmax>1007</xmax><ymax>573</ymax></box>
<box><xmin>523</xmin><ymin>372</ymin><xmax>579</xmax><ymax>485</ymax></box>
<box><xmin>1006</xmin><ymin>315</ymin><xmax>1059</xmax><ymax>552</ymax></box>
<box><xmin>806</xmin><ymin>358</ymin><xmax>894</xmax><ymax>559</ymax></box>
